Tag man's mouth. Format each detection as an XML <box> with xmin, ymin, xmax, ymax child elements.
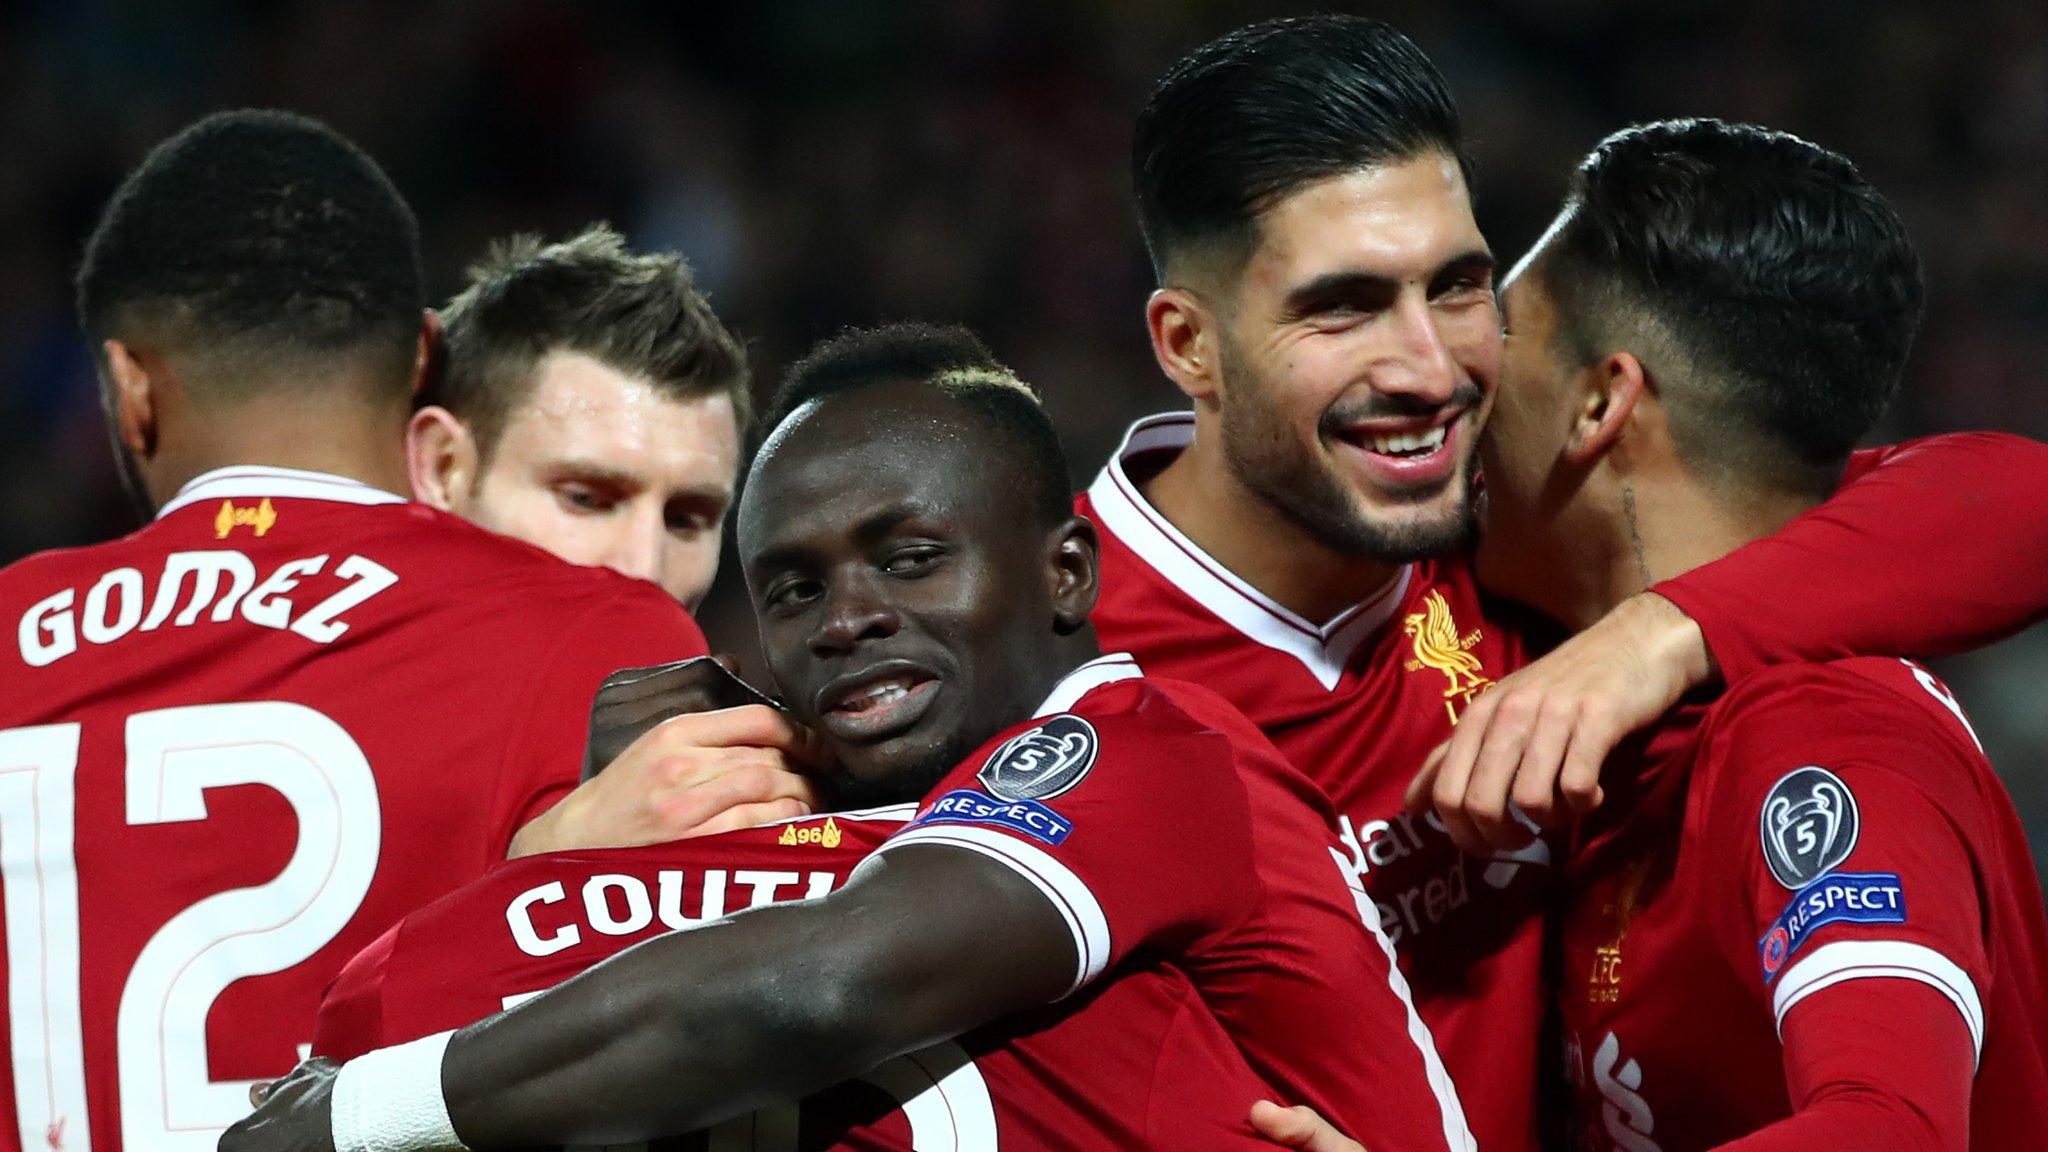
<box><xmin>1357</xmin><ymin>424</ymin><xmax>1449</xmax><ymax>458</ymax></box>
<box><xmin>816</xmin><ymin>664</ymin><xmax>941</xmax><ymax>744</ymax></box>
<box><xmin>1330</xmin><ymin>409</ymin><xmax>1466</xmax><ymax>488</ymax></box>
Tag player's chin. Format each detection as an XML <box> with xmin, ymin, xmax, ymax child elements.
<box><xmin>1346</xmin><ymin>478</ymin><xmax>1477</xmax><ymax>561</ymax></box>
<box><xmin>829</xmin><ymin>730</ymin><xmax>958</xmax><ymax>808</ymax></box>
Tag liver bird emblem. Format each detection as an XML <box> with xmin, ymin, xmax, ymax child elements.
<box><xmin>1403</xmin><ymin>589</ymin><xmax>1494</xmax><ymax>723</ymax></box>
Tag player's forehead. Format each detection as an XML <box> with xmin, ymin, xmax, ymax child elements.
<box><xmin>1242</xmin><ymin>154</ymin><xmax>1485</xmax><ymax>290</ymax></box>
<box><xmin>494</xmin><ymin>349</ymin><xmax>741</xmax><ymax>484</ymax></box>
<box><xmin>737</xmin><ymin>385</ymin><xmax>1011</xmax><ymax>559</ymax></box>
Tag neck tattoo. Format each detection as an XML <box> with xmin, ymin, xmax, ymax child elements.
<box><xmin>1621</xmin><ymin>485</ymin><xmax>1653</xmax><ymax>587</ymax></box>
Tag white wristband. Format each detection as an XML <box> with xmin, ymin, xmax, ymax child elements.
<box><xmin>330</xmin><ymin>1030</ymin><xmax>468</xmax><ymax>1152</ymax></box>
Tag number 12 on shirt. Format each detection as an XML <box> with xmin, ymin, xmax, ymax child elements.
<box><xmin>0</xmin><ymin>702</ymin><xmax>381</xmax><ymax>1152</ymax></box>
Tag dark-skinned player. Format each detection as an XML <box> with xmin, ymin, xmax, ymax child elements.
<box><xmin>222</xmin><ymin>325</ymin><xmax>1470</xmax><ymax>1152</ymax></box>
<box><xmin>0</xmin><ymin>111</ymin><xmax>708</xmax><ymax>1152</ymax></box>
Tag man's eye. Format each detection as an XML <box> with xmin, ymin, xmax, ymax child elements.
<box><xmin>1435</xmin><ymin>278</ymin><xmax>1496</xmax><ymax>306</ymax></box>
<box><xmin>556</xmin><ymin>485</ymin><xmax>615</xmax><ymax>514</ymax></box>
<box><xmin>881</xmin><ymin>547</ymin><xmax>943</xmax><ymax>576</ymax></box>
<box><xmin>667</xmin><ymin>504</ymin><xmax>725</xmax><ymax>536</ymax></box>
<box><xmin>765</xmin><ymin>578</ymin><xmax>821</xmax><ymax>610</ymax></box>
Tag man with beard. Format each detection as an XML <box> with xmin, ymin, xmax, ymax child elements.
<box><xmin>223</xmin><ymin>325</ymin><xmax>1472</xmax><ymax>1152</ymax></box>
<box><xmin>1085</xmin><ymin>17</ymin><xmax>2048</xmax><ymax>1152</ymax></box>
<box><xmin>0</xmin><ymin>111</ymin><xmax>707</xmax><ymax>1152</ymax></box>
<box><xmin>1475</xmin><ymin>119</ymin><xmax>2048</xmax><ymax>1151</ymax></box>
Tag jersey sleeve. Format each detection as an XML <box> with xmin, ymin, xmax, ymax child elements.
<box><xmin>487</xmin><ymin>582</ymin><xmax>708</xmax><ymax>855</ymax></box>
<box><xmin>1712</xmin><ymin>981</ymin><xmax>1973</xmax><ymax>1152</ymax></box>
<box><xmin>857</xmin><ymin>699</ymin><xmax>1260</xmax><ymax>995</ymax></box>
<box><xmin>312</xmin><ymin>920</ymin><xmax>402</xmax><ymax>1061</ymax></box>
<box><xmin>1691</xmin><ymin>669</ymin><xmax>1992</xmax><ymax>1063</ymax></box>
<box><xmin>1654</xmin><ymin>432</ymin><xmax>2048</xmax><ymax>684</ymax></box>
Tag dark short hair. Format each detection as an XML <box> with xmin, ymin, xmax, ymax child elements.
<box><xmin>430</xmin><ymin>224</ymin><xmax>751</xmax><ymax>461</ymax></box>
<box><xmin>76</xmin><ymin>109</ymin><xmax>424</xmax><ymax>400</ymax></box>
<box><xmin>1133</xmin><ymin>15</ymin><xmax>1472</xmax><ymax>281</ymax></box>
<box><xmin>764</xmin><ymin>323</ymin><xmax>1071</xmax><ymax>528</ymax></box>
<box><xmin>1540</xmin><ymin>118</ymin><xmax>1924</xmax><ymax>494</ymax></box>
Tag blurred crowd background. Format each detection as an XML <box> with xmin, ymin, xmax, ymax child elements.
<box><xmin>5</xmin><ymin>0</ymin><xmax>2045</xmax><ymax>871</ymax></box>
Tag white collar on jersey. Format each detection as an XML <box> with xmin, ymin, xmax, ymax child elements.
<box><xmin>154</xmin><ymin>465</ymin><xmax>409</xmax><ymax>520</ymax></box>
<box><xmin>1033</xmin><ymin>652</ymin><xmax>1143</xmax><ymax>718</ymax></box>
<box><xmin>1084</xmin><ymin>413</ymin><xmax>1412</xmax><ymax>690</ymax></box>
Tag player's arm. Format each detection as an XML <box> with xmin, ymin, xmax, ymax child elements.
<box><xmin>220</xmin><ymin>844</ymin><xmax>1077</xmax><ymax>1151</ymax></box>
<box><xmin>1417</xmin><ymin>430</ymin><xmax>2048</xmax><ymax>851</ymax></box>
<box><xmin>1696</xmin><ymin>671</ymin><xmax>1988</xmax><ymax>1152</ymax></box>
<box><xmin>1659</xmin><ymin>431</ymin><xmax>2048</xmax><ymax>682</ymax></box>
<box><xmin>1709</xmin><ymin>984</ymin><xmax>1969</xmax><ymax>1152</ymax></box>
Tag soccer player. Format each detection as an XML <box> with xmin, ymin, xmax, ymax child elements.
<box><xmin>404</xmin><ymin>226</ymin><xmax>818</xmax><ymax>859</ymax></box>
<box><xmin>0</xmin><ymin>111</ymin><xmax>709</xmax><ymax>1152</ymax></box>
<box><xmin>224</xmin><ymin>325</ymin><xmax>1471</xmax><ymax>1152</ymax></box>
<box><xmin>1475</xmin><ymin>119</ymin><xmax>2048</xmax><ymax>1151</ymax></box>
<box><xmin>406</xmin><ymin>225</ymin><xmax>748</xmax><ymax>613</ymax></box>
<box><xmin>1088</xmin><ymin>17</ymin><xmax>2048</xmax><ymax>1152</ymax></box>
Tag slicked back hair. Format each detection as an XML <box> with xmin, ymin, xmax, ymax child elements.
<box><xmin>429</xmin><ymin>225</ymin><xmax>751</xmax><ymax>462</ymax></box>
<box><xmin>76</xmin><ymin>109</ymin><xmax>424</xmax><ymax>402</ymax></box>
<box><xmin>1540</xmin><ymin>118</ymin><xmax>1923</xmax><ymax>496</ymax></box>
<box><xmin>763</xmin><ymin>324</ymin><xmax>1072</xmax><ymax>530</ymax></box>
<box><xmin>1133</xmin><ymin>15</ymin><xmax>1473</xmax><ymax>282</ymax></box>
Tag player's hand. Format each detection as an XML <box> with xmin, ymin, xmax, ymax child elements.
<box><xmin>219</xmin><ymin>1058</ymin><xmax>339</xmax><ymax>1152</ymax></box>
<box><xmin>1405</xmin><ymin>591</ymin><xmax>1713</xmax><ymax>854</ymax></box>
<box><xmin>1249</xmin><ymin>1100</ymin><xmax>1367</xmax><ymax>1151</ymax></box>
<box><xmin>512</xmin><ymin>704</ymin><xmax>832</xmax><ymax>856</ymax></box>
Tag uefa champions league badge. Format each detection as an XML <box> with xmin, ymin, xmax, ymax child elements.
<box><xmin>1759</xmin><ymin>766</ymin><xmax>1861</xmax><ymax>889</ymax></box>
<box><xmin>977</xmin><ymin>714</ymin><xmax>1099</xmax><ymax>803</ymax></box>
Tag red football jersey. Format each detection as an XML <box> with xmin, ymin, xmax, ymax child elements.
<box><xmin>317</xmin><ymin>806</ymin><xmax>1276</xmax><ymax>1150</ymax></box>
<box><xmin>314</xmin><ymin>655</ymin><xmax>1473</xmax><ymax>1151</ymax></box>
<box><xmin>865</xmin><ymin>654</ymin><xmax>1471</xmax><ymax>1151</ymax></box>
<box><xmin>0</xmin><ymin>466</ymin><xmax>706</xmax><ymax>1152</ymax></box>
<box><xmin>1556</xmin><ymin>658</ymin><xmax>2048</xmax><ymax>1151</ymax></box>
<box><xmin>1080</xmin><ymin>414</ymin><xmax>1540</xmax><ymax>1152</ymax></box>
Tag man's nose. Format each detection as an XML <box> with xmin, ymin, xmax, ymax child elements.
<box><xmin>809</xmin><ymin>571</ymin><xmax>900</xmax><ymax>657</ymax></box>
<box><xmin>600</xmin><ymin>504</ymin><xmax>666</xmax><ymax>587</ymax></box>
<box><xmin>1369</xmin><ymin>294</ymin><xmax>1462</xmax><ymax>408</ymax></box>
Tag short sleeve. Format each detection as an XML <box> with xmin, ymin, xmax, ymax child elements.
<box><xmin>860</xmin><ymin>695</ymin><xmax>1259</xmax><ymax>995</ymax></box>
<box><xmin>489</xmin><ymin>583</ymin><xmax>708</xmax><ymax>853</ymax></box>
<box><xmin>313</xmin><ymin>921</ymin><xmax>401</xmax><ymax>1061</ymax></box>
<box><xmin>1691</xmin><ymin>669</ymin><xmax>1991</xmax><ymax>1060</ymax></box>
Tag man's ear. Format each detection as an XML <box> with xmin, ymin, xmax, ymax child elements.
<box><xmin>1146</xmin><ymin>287</ymin><xmax>1224</xmax><ymax>405</ymax></box>
<box><xmin>103</xmin><ymin>339</ymin><xmax>160</xmax><ymax>461</ymax></box>
<box><xmin>411</xmin><ymin>309</ymin><xmax>444</xmax><ymax>401</ymax></box>
<box><xmin>1048</xmin><ymin>514</ymin><xmax>1100</xmax><ymax>635</ymax></box>
<box><xmin>1562</xmin><ymin>351</ymin><xmax>1649</xmax><ymax>469</ymax></box>
<box><xmin>406</xmin><ymin>406</ymin><xmax>480</xmax><ymax>511</ymax></box>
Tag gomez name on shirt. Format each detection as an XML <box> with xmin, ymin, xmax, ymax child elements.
<box><xmin>17</xmin><ymin>548</ymin><xmax>399</xmax><ymax>667</ymax></box>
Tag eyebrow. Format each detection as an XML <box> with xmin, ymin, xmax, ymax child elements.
<box><xmin>1282</xmin><ymin>248</ymin><xmax>1497</xmax><ymax>314</ymax></box>
<box><xmin>745</xmin><ymin>500</ymin><xmax>931</xmax><ymax>573</ymax></box>
<box><xmin>547</xmin><ymin>460</ymin><xmax>733</xmax><ymax>502</ymax></box>
<box><xmin>544</xmin><ymin>460</ymin><xmax>642</xmax><ymax>489</ymax></box>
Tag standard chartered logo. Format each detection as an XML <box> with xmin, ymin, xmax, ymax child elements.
<box><xmin>1592</xmin><ymin>1033</ymin><xmax>1661</xmax><ymax>1152</ymax></box>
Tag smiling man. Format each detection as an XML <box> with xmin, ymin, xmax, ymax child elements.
<box><xmin>223</xmin><ymin>325</ymin><xmax>1469</xmax><ymax>1152</ymax></box>
<box><xmin>407</xmin><ymin>225</ymin><xmax>747</xmax><ymax>612</ymax></box>
<box><xmin>1085</xmin><ymin>17</ymin><xmax>2048</xmax><ymax>1152</ymax></box>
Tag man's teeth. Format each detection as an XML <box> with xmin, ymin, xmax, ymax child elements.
<box><xmin>850</xmin><ymin>678</ymin><xmax>915</xmax><ymax>708</ymax></box>
<box><xmin>1366</xmin><ymin>425</ymin><xmax>1448</xmax><ymax>456</ymax></box>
